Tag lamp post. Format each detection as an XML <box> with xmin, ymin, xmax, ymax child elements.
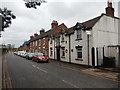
<box><xmin>86</xmin><ymin>30</ymin><xmax>91</xmax><ymax>67</ymax></box>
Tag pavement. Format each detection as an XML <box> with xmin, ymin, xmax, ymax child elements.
<box><xmin>4</xmin><ymin>52</ymin><xmax>119</xmax><ymax>88</ymax></box>
<box><xmin>0</xmin><ymin>50</ymin><xmax>2</xmax><ymax>89</ymax></box>
<box><xmin>49</xmin><ymin>60</ymin><xmax>119</xmax><ymax>82</ymax></box>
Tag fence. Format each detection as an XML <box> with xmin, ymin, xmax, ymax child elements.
<box><xmin>96</xmin><ymin>46</ymin><xmax>120</xmax><ymax>68</ymax></box>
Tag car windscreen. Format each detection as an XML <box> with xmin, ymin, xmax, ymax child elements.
<box><xmin>37</xmin><ymin>53</ymin><xmax>45</xmax><ymax>56</ymax></box>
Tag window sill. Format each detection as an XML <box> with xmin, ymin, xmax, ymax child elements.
<box><xmin>75</xmin><ymin>39</ymin><xmax>82</xmax><ymax>41</ymax></box>
<box><xmin>61</xmin><ymin>56</ymin><xmax>65</xmax><ymax>58</ymax></box>
<box><xmin>75</xmin><ymin>58</ymin><xmax>83</xmax><ymax>61</ymax></box>
<box><xmin>61</xmin><ymin>41</ymin><xmax>64</xmax><ymax>43</ymax></box>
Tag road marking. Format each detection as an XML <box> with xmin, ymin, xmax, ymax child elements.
<box><xmin>32</xmin><ymin>65</ymin><xmax>48</xmax><ymax>73</ymax></box>
<box><xmin>62</xmin><ymin>79</ymin><xmax>79</xmax><ymax>88</ymax></box>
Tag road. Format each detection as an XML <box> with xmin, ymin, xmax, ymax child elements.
<box><xmin>0</xmin><ymin>50</ymin><xmax>2</xmax><ymax>89</ymax></box>
<box><xmin>6</xmin><ymin>52</ymin><xmax>118</xmax><ymax>88</ymax></box>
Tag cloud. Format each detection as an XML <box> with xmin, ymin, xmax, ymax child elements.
<box><xmin>0</xmin><ymin>0</ymin><xmax>118</xmax><ymax>48</ymax></box>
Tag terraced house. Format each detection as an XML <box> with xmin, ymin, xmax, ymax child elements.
<box><xmin>49</xmin><ymin>1</ymin><xmax>120</xmax><ymax>67</ymax></box>
<box><xmin>29</xmin><ymin>20</ymin><xmax>67</xmax><ymax>56</ymax></box>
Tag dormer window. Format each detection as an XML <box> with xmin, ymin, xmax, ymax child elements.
<box><xmin>76</xmin><ymin>29</ymin><xmax>82</xmax><ymax>40</ymax></box>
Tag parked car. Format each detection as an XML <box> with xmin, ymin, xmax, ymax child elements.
<box><xmin>26</xmin><ymin>53</ymin><xmax>36</xmax><ymax>60</ymax></box>
<box><xmin>32</xmin><ymin>53</ymin><xmax>48</xmax><ymax>63</ymax></box>
<box><xmin>21</xmin><ymin>52</ymin><xmax>27</xmax><ymax>58</ymax></box>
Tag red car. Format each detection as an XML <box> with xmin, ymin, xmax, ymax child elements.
<box><xmin>32</xmin><ymin>53</ymin><xmax>49</xmax><ymax>63</ymax></box>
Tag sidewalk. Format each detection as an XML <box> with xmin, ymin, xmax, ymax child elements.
<box><xmin>0</xmin><ymin>50</ymin><xmax>2</xmax><ymax>89</ymax></box>
<box><xmin>50</xmin><ymin>60</ymin><xmax>119</xmax><ymax>82</ymax></box>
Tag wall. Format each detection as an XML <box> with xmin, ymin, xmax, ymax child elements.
<box><xmin>49</xmin><ymin>38</ymin><xmax>55</xmax><ymax>59</ymax></box>
<box><xmin>92</xmin><ymin>15</ymin><xmax>119</xmax><ymax>66</ymax></box>
<box><xmin>70</xmin><ymin>29</ymin><xmax>90</xmax><ymax>66</ymax></box>
<box><xmin>60</xmin><ymin>34</ymin><xmax>69</xmax><ymax>62</ymax></box>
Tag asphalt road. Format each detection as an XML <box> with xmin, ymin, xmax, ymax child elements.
<box><xmin>0</xmin><ymin>50</ymin><xmax>2</xmax><ymax>89</ymax></box>
<box><xmin>6</xmin><ymin>52</ymin><xmax>118</xmax><ymax>88</ymax></box>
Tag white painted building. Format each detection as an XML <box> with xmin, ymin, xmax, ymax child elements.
<box><xmin>70</xmin><ymin>2</ymin><xmax>119</xmax><ymax>67</ymax></box>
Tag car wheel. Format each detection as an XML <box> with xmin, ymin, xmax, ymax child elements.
<box><xmin>32</xmin><ymin>58</ymin><xmax>34</xmax><ymax>61</ymax></box>
<box><xmin>37</xmin><ymin>60</ymin><xmax>39</xmax><ymax>63</ymax></box>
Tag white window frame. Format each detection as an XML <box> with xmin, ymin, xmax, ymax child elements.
<box><xmin>76</xmin><ymin>29</ymin><xmax>82</xmax><ymax>39</ymax></box>
<box><xmin>77</xmin><ymin>47</ymin><xmax>82</xmax><ymax>59</ymax></box>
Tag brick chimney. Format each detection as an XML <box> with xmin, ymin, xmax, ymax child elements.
<box><xmin>105</xmin><ymin>0</ymin><xmax>114</xmax><ymax>17</ymax></box>
<box><xmin>30</xmin><ymin>35</ymin><xmax>34</xmax><ymax>40</ymax></box>
<box><xmin>40</xmin><ymin>28</ymin><xmax>45</xmax><ymax>34</ymax></box>
<box><xmin>51</xmin><ymin>20</ymin><xmax>58</xmax><ymax>29</ymax></box>
<box><xmin>34</xmin><ymin>33</ymin><xmax>38</xmax><ymax>37</ymax></box>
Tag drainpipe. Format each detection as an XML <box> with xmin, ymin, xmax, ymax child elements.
<box><xmin>87</xmin><ymin>35</ymin><xmax>90</xmax><ymax>67</ymax></box>
<box><xmin>54</xmin><ymin>38</ymin><xmax>55</xmax><ymax>60</ymax></box>
<box><xmin>69</xmin><ymin>35</ymin><xmax>71</xmax><ymax>63</ymax></box>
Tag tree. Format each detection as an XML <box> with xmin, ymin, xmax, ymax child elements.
<box><xmin>0</xmin><ymin>8</ymin><xmax>16</xmax><ymax>31</ymax></box>
<box><xmin>23</xmin><ymin>0</ymin><xmax>47</xmax><ymax>9</ymax></box>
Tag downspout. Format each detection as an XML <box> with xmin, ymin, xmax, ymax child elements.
<box><xmin>69</xmin><ymin>35</ymin><xmax>71</xmax><ymax>63</ymax></box>
<box><xmin>54</xmin><ymin>38</ymin><xmax>55</xmax><ymax>60</ymax></box>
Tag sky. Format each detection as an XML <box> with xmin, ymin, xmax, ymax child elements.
<box><xmin>0</xmin><ymin>0</ymin><xmax>119</xmax><ymax>48</ymax></box>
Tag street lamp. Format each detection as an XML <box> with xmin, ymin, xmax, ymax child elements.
<box><xmin>86</xmin><ymin>30</ymin><xmax>91</xmax><ymax>67</ymax></box>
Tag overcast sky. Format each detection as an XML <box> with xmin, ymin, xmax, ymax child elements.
<box><xmin>0</xmin><ymin>0</ymin><xmax>119</xmax><ymax>48</ymax></box>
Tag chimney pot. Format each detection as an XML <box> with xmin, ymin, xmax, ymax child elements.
<box><xmin>51</xmin><ymin>20</ymin><xmax>58</xmax><ymax>29</ymax></box>
<box><xmin>34</xmin><ymin>33</ymin><xmax>38</xmax><ymax>37</ymax></box>
<box><xmin>40</xmin><ymin>28</ymin><xmax>45</xmax><ymax>34</ymax></box>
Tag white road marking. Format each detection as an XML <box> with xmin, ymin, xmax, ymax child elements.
<box><xmin>62</xmin><ymin>79</ymin><xmax>79</xmax><ymax>88</ymax></box>
<box><xmin>32</xmin><ymin>65</ymin><xmax>48</xmax><ymax>73</ymax></box>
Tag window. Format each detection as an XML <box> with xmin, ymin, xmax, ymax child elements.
<box><xmin>43</xmin><ymin>48</ymin><xmax>45</xmax><ymax>54</ymax></box>
<box><xmin>36</xmin><ymin>41</ymin><xmax>37</xmax><ymax>46</ymax></box>
<box><xmin>33</xmin><ymin>42</ymin><xmax>34</xmax><ymax>46</ymax></box>
<box><xmin>62</xmin><ymin>34</ymin><xmax>64</xmax><ymax>42</ymax></box>
<box><xmin>43</xmin><ymin>38</ymin><xmax>45</xmax><ymax>45</ymax></box>
<box><xmin>77</xmin><ymin>29</ymin><xmax>82</xmax><ymax>39</ymax></box>
<box><xmin>56</xmin><ymin>39</ymin><xmax>60</xmax><ymax>46</ymax></box>
<box><xmin>77</xmin><ymin>47</ymin><xmax>82</xmax><ymax>59</ymax></box>
<box><xmin>50</xmin><ymin>38</ymin><xmax>52</xmax><ymax>44</ymax></box>
<box><xmin>50</xmin><ymin>48</ymin><xmax>52</xmax><ymax>56</ymax></box>
<box><xmin>39</xmin><ymin>39</ymin><xmax>41</xmax><ymax>46</ymax></box>
<box><xmin>61</xmin><ymin>47</ymin><xmax>65</xmax><ymax>57</ymax></box>
<box><xmin>39</xmin><ymin>47</ymin><xmax>41</xmax><ymax>52</ymax></box>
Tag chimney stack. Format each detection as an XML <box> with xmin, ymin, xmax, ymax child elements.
<box><xmin>30</xmin><ymin>35</ymin><xmax>34</xmax><ymax>40</ymax></box>
<box><xmin>51</xmin><ymin>20</ymin><xmax>58</xmax><ymax>29</ymax></box>
<box><xmin>40</xmin><ymin>28</ymin><xmax>45</xmax><ymax>34</ymax></box>
<box><xmin>105</xmin><ymin>0</ymin><xmax>114</xmax><ymax>17</ymax></box>
<box><xmin>34</xmin><ymin>33</ymin><xmax>38</xmax><ymax>37</ymax></box>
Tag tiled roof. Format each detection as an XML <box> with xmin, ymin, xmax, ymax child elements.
<box><xmin>81</xmin><ymin>15</ymin><xmax>101</xmax><ymax>30</ymax></box>
<box><xmin>30</xmin><ymin>24</ymin><xmax>64</xmax><ymax>42</ymax></box>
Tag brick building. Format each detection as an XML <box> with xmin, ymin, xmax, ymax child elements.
<box><xmin>29</xmin><ymin>20</ymin><xmax>67</xmax><ymax>56</ymax></box>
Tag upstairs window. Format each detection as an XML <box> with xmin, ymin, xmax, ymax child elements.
<box><xmin>39</xmin><ymin>39</ymin><xmax>41</xmax><ymax>46</ymax></box>
<box><xmin>43</xmin><ymin>38</ymin><xmax>45</xmax><ymax>46</ymax></box>
<box><xmin>76</xmin><ymin>29</ymin><xmax>82</xmax><ymax>39</ymax></box>
<box><xmin>36</xmin><ymin>41</ymin><xmax>37</xmax><ymax>46</ymax></box>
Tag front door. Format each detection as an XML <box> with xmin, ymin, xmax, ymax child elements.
<box><xmin>57</xmin><ymin>47</ymin><xmax>60</xmax><ymax>61</ymax></box>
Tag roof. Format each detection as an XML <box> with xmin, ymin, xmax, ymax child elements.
<box><xmin>24</xmin><ymin>41</ymin><xmax>29</xmax><ymax>45</ymax></box>
<box><xmin>81</xmin><ymin>15</ymin><xmax>102</xmax><ymax>30</ymax></box>
<box><xmin>81</xmin><ymin>13</ymin><xmax>119</xmax><ymax>30</ymax></box>
<box><xmin>30</xmin><ymin>23</ymin><xmax>65</xmax><ymax>42</ymax></box>
<box><xmin>65</xmin><ymin>27</ymin><xmax>74</xmax><ymax>35</ymax></box>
